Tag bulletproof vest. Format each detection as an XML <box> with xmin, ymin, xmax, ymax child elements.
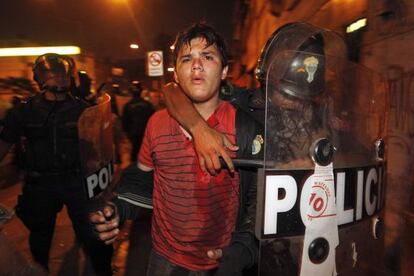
<box><xmin>20</xmin><ymin>94</ymin><xmax>88</xmax><ymax>174</ymax></box>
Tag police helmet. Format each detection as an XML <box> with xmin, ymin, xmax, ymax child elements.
<box><xmin>130</xmin><ymin>80</ymin><xmax>143</xmax><ymax>96</ymax></box>
<box><xmin>33</xmin><ymin>53</ymin><xmax>74</xmax><ymax>92</ymax></box>
<box><xmin>278</xmin><ymin>34</ymin><xmax>325</xmax><ymax>99</ymax></box>
<box><xmin>255</xmin><ymin>22</ymin><xmax>346</xmax><ymax>100</ymax></box>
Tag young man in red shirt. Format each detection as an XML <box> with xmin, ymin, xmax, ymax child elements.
<box><xmin>91</xmin><ymin>23</ymin><xmax>260</xmax><ymax>275</ymax></box>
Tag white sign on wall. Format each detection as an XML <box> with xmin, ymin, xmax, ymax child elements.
<box><xmin>146</xmin><ymin>51</ymin><xmax>164</xmax><ymax>77</ymax></box>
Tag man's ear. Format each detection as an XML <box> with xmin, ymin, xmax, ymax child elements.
<box><xmin>173</xmin><ymin>70</ymin><xmax>179</xmax><ymax>83</ymax></box>
<box><xmin>221</xmin><ymin>65</ymin><xmax>229</xmax><ymax>80</ymax></box>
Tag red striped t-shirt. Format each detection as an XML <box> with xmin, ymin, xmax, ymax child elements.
<box><xmin>138</xmin><ymin>101</ymin><xmax>240</xmax><ymax>271</ymax></box>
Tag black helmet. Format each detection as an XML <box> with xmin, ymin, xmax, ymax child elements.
<box><xmin>279</xmin><ymin>33</ymin><xmax>325</xmax><ymax>99</ymax></box>
<box><xmin>130</xmin><ymin>80</ymin><xmax>143</xmax><ymax>96</ymax></box>
<box><xmin>33</xmin><ymin>53</ymin><xmax>74</xmax><ymax>92</ymax></box>
<box><xmin>255</xmin><ymin>22</ymin><xmax>347</xmax><ymax>100</ymax></box>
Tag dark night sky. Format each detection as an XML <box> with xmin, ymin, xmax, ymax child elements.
<box><xmin>0</xmin><ymin>0</ymin><xmax>236</xmax><ymax>61</ymax></box>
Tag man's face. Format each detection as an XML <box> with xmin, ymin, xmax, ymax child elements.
<box><xmin>43</xmin><ymin>72</ymin><xmax>71</xmax><ymax>90</ymax></box>
<box><xmin>174</xmin><ymin>37</ymin><xmax>228</xmax><ymax>103</ymax></box>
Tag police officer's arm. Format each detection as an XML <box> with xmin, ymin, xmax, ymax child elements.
<box><xmin>163</xmin><ymin>82</ymin><xmax>238</xmax><ymax>174</ymax></box>
<box><xmin>90</xmin><ymin>162</ymin><xmax>154</xmax><ymax>244</ymax></box>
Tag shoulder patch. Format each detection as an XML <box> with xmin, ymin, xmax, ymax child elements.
<box><xmin>252</xmin><ymin>134</ymin><xmax>264</xmax><ymax>155</ymax></box>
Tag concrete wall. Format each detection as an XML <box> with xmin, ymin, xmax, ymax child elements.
<box><xmin>361</xmin><ymin>2</ymin><xmax>414</xmax><ymax>274</ymax></box>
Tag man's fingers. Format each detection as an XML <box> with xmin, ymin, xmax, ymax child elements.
<box><xmin>103</xmin><ymin>205</ymin><xmax>115</xmax><ymax>219</ymax></box>
<box><xmin>198</xmin><ymin>156</ymin><xmax>207</xmax><ymax>173</ymax></box>
<box><xmin>220</xmin><ymin>151</ymin><xmax>234</xmax><ymax>173</ymax></box>
<box><xmin>211</xmin><ymin>154</ymin><xmax>222</xmax><ymax>171</ymax></box>
<box><xmin>89</xmin><ymin>211</ymin><xmax>106</xmax><ymax>224</ymax></box>
<box><xmin>104</xmin><ymin>236</ymin><xmax>118</xmax><ymax>245</ymax></box>
<box><xmin>223</xmin><ymin>136</ymin><xmax>239</xmax><ymax>152</ymax></box>
<box><xmin>204</xmin><ymin>156</ymin><xmax>216</xmax><ymax>175</ymax></box>
<box><xmin>207</xmin><ymin>248</ymin><xmax>223</xmax><ymax>260</ymax></box>
<box><xmin>98</xmin><ymin>228</ymin><xmax>120</xmax><ymax>243</ymax></box>
<box><xmin>94</xmin><ymin>219</ymin><xmax>119</xmax><ymax>233</ymax></box>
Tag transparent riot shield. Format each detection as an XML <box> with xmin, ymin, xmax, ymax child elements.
<box><xmin>255</xmin><ymin>51</ymin><xmax>387</xmax><ymax>276</ymax></box>
<box><xmin>78</xmin><ymin>93</ymin><xmax>114</xmax><ymax>199</ymax></box>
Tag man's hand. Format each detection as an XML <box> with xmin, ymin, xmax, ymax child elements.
<box><xmin>89</xmin><ymin>203</ymin><xmax>120</xmax><ymax>245</ymax></box>
<box><xmin>207</xmin><ymin>248</ymin><xmax>223</xmax><ymax>260</ymax></box>
<box><xmin>208</xmin><ymin>244</ymin><xmax>252</xmax><ymax>276</ymax></box>
<box><xmin>192</xmin><ymin>123</ymin><xmax>239</xmax><ymax>175</ymax></box>
<box><xmin>163</xmin><ymin>82</ymin><xmax>238</xmax><ymax>175</ymax></box>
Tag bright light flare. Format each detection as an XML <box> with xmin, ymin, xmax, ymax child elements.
<box><xmin>0</xmin><ymin>46</ymin><xmax>81</xmax><ymax>57</ymax></box>
<box><xmin>346</xmin><ymin>18</ymin><xmax>367</xmax><ymax>33</ymax></box>
<box><xmin>130</xmin><ymin>43</ymin><xmax>139</xmax><ymax>49</ymax></box>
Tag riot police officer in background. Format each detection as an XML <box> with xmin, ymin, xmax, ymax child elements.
<box><xmin>121</xmin><ymin>81</ymin><xmax>154</xmax><ymax>162</ymax></box>
<box><xmin>0</xmin><ymin>53</ymin><xmax>113</xmax><ymax>275</ymax></box>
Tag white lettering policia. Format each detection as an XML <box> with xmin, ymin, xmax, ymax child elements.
<box><xmin>264</xmin><ymin>165</ymin><xmax>384</xmax><ymax>235</ymax></box>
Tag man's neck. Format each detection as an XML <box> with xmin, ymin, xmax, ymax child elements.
<box><xmin>194</xmin><ymin>96</ymin><xmax>220</xmax><ymax>120</ymax></box>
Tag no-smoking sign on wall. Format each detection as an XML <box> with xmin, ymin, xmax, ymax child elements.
<box><xmin>146</xmin><ymin>50</ymin><xmax>164</xmax><ymax>77</ymax></box>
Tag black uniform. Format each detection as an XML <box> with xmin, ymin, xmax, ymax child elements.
<box><xmin>0</xmin><ymin>93</ymin><xmax>113</xmax><ymax>275</ymax></box>
<box><xmin>121</xmin><ymin>97</ymin><xmax>154</xmax><ymax>162</ymax></box>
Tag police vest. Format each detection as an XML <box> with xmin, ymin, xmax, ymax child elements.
<box><xmin>20</xmin><ymin>95</ymin><xmax>88</xmax><ymax>174</ymax></box>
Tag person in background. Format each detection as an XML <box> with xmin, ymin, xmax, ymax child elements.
<box><xmin>0</xmin><ymin>53</ymin><xmax>113</xmax><ymax>275</ymax></box>
<box><xmin>121</xmin><ymin>81</ymin><xmax>154</xmax><ymax>163</ymax></box>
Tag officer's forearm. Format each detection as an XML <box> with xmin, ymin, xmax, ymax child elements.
<box><xmin>163</xmin><ymin>83</ymin><xmax>207</xmax><ymax>135</ymax></box>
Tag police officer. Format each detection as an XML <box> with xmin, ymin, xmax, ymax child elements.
<box><xmin>161</xmin><ymin>22</ymin><xmax>346</xmax><ymax>275</ymax></box>
<box><xmin>162</xmin><ymin>22</ymin><xmax>345</xmax><ymax>171</ymax></box>
<box><xmin>0</xmin><ymin>53</ymin><xmax>113</xmax><ymax>275</ymax></box>
<box><xmin>121</xmin><ymin>81</ymin><xmax>154</xmax><ymax>162</ymax></box>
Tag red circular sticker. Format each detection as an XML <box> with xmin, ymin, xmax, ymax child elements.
<box><xmin>149</xmin><ymin>52</ymin><xmax>162</xmax><ymax>66</ymax></box>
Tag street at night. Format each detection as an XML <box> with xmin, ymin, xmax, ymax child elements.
<box><xmin>1</xmin><ymin>1</ymin><xmax>414</xmax><ymax>276</ymax></box>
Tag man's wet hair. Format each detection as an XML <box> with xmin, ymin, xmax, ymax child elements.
<box><xmin>172</xmin><ymin>23</ymin><xmax>229</xmax><ymax>68</ymax></box>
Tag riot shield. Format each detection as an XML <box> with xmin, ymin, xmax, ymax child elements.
<box><xmin>255</xmin><ymin>50</ymin><xmax>387</xmax><ymax>276</ymax></box>
<box><xmin>78</xmin><ymin>93</ymin><xmax>114</xmax><ymax>199</ymax></box>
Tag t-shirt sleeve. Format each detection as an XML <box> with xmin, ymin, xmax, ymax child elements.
<box><xmin>138</xmin><ymin>116</ymin><xmax>154</xmax><ymax>168</ymax></box>
<box><xmin>0</xmin><ymin>103</ymin><xmax>24</xmax><ymax>144</ymax></box>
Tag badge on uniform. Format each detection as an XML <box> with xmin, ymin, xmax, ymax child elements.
<box><xmin>252</xmin><ymin>134</ymin><xmax>264</xmax><ymax>155</ymax></box>
<box><xmin>303</xmin><ymin>56</ymin><xmax>319</xmax><ymax>83</ymax></box>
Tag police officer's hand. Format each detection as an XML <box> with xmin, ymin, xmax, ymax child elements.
<box><xmin>192</xmin><ymin>123</ymin><xmax>239</xmax><ymax>175</ymax></box>
<box><xmin>89</xmin><ymin>202</ymin><xmax>120</xmax><ymax>244</ymax></box>
<box><xmin>208</xmin><ymin>244</ymin><xmax>251</xmax><ymax>276</ymax></box>
<box><xmin>207</xmin><ymin>248</ymin><xmax>223</xmax><ymax>260</ymax></box>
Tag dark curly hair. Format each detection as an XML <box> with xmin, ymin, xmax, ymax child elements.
<box><xmin>172</xmin><ymin>22</ymin><xmax>229</xmax><ymax>68</ymax></box>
